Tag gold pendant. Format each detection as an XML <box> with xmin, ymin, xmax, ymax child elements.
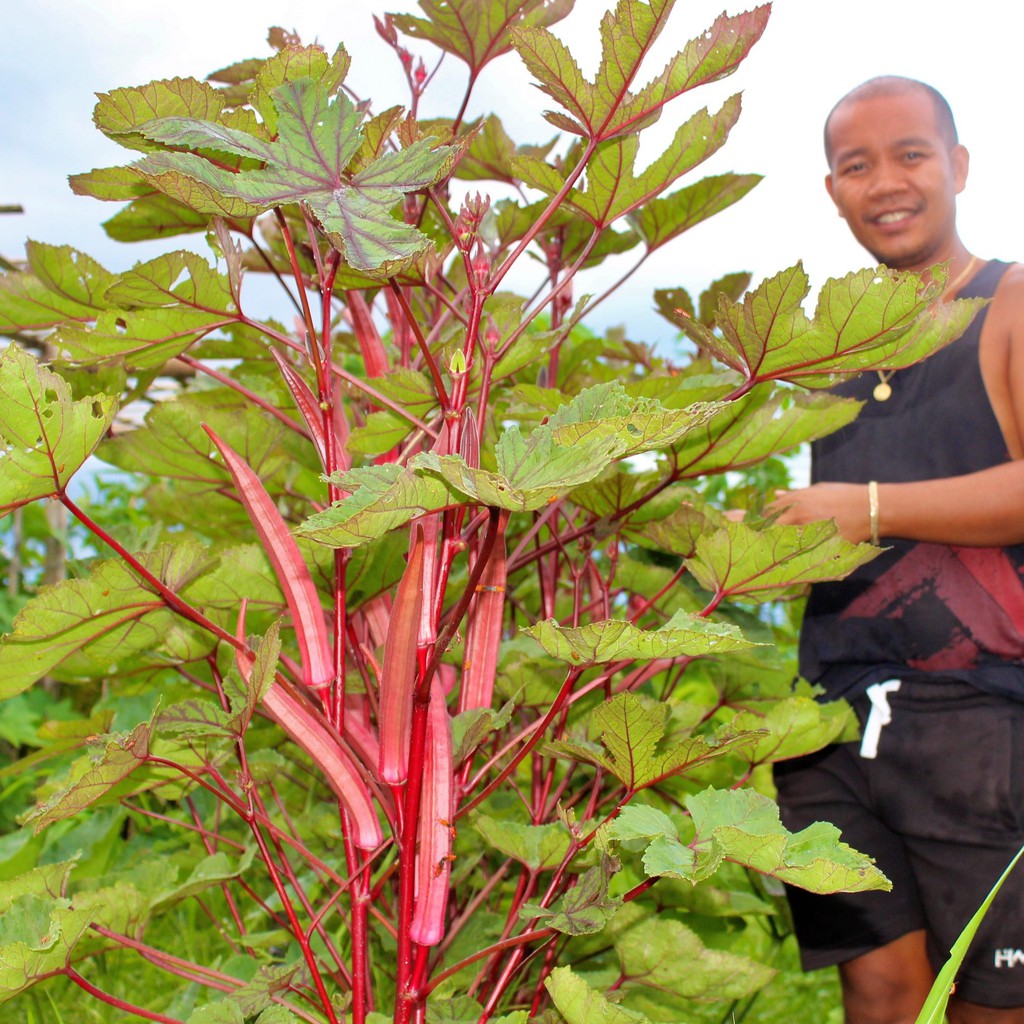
<box><xmin>873</xmin><ymin>380</ymin><xmax>892</xmax><ymax>401</ymax></box>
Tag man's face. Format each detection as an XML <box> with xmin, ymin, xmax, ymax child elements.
<box><xmin>825</xmin><ymin>89</ymin><xmax>968</xmax><ymax>272</ymax></box>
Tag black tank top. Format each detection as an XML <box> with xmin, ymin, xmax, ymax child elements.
<box><xmin>799</xmin><ymin>260</ymin><xmax>1024</xmax><ymax>701</ymax></box>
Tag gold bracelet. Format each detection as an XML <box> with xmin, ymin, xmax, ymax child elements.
<box><xmin>868</xmin><ymin>480</ymin><xmax>880</xmax><ymax>545</ymax></box>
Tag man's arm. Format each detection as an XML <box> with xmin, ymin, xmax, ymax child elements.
<box><xmin>769</xmin><ymin>264</ymin><xmax>1024</xmax><ymax>547</ymax></box>
<box><xmin>770</xmin><ymin>463</ymin><xmax>1024</xmax><ymax>546</ymax></box>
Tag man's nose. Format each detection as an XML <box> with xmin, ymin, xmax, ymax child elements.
<box><xmin>865</xmin><ymin>160</ymin><xmax>907</xmax><ymax>199</ymax></box>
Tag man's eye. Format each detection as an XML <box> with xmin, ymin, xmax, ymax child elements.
<box><xmin>842</xmin><ymin>162</ymin><xmax>865</xmax><ymax>175</ymax></box>
<box><xmin>904</xmin><ymin>151</ymin><xmax>924</xmax><ymax>161</ymax></box>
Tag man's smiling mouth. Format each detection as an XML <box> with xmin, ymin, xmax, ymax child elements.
<box><xmin>873</xmin><ymin>210</ymin><xmax>916</xmax><ymax>224</ymax></box>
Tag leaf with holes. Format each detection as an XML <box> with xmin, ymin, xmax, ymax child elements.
<box><xmin>0</xmin><ymin>242</ymin><xmax>118</xmax><ymax>333</ymax></box>
<box><xmin>545</xmin><ymin>381</ymin><xmax>718</xmax><ymax>457</ymax></box>
<box><xmin>0</xmin><ymin>346</ymin><xmax>117</xmax><ymax>514</ymax></box>
<box><xmin>299</xmin><ymin>464</ymin><xmax>460</xmax><ymax>548</ymax></box>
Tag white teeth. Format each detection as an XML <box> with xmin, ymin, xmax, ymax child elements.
<box><xmin>876</xmin><ymin>211</ymin><xmax>911</xmax><ymax>223</ymax></box>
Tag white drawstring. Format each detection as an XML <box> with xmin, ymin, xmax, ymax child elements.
<box><xmin>860</xmin><ymin>679</ymin><xmax>902</xmax><ymax>759</ymax></box>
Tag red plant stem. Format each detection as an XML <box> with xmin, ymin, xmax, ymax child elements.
<box><xmin>63</xmin><ymin>966</ymin><xmax>184</xmax><ymax>1024</ymax></box>
<box><xmin>185</xmin><ymin>795</ymin><xmax>247</xmax><ymax>953</ymax></box>
<box><xmin>61</xmin><ymin>494</ymin><xmax>244</xmax><ymax>653</ymax></box>
<box><xmin>244</xmin><ymin>804</ymin><xmax>342</xmax><ymax>1024</ymax></box>
<box><xmin>274</xmin><ymin>207</ymin><xmax>320</xmax><ymax>362</ymax></box>
<box><xmin>393</xmin><ymin>662</ymin><xmax>431</xmax><ymax>1024</ymax></box>
<box><xmin>423</xmin><ymin>927</ymin><xmax>557</xmax><ymax>997</ymax></box>
<box><xmin>121</xmin><ymin>801</ymin><xmax>246</xmax><ymax>852</ymax></box>
<box><xmin>343</xmin><ymin>822</ymin><xmax>372</xmax><ymax>1024</ymax></box>
<box><xmin>245</xmin><ymin>230</ymin><xmax>305</xmax><ymax>317</ymax></box>
<box><xmin>265</xmin><ymin>820</ymin><xmax>353</xmax><ymax>986</ymax></box>
<box><xmin>488</xmin><ymin>139</ymin><xmax>598</xmax><ymax>294</ymax></box>
<box><xmin>388</xmin><ymin>279</ymin><xmax>450</xmax><ymax>409</ymax></box>
<box><xmin>240</xmin><ymin>315</ymin><xmax>436</xmax><ymax>435</ymax></box>
<box><xmin>457</xmin><ymin>666</ymin><xmax>583</xmax><ymax>820</ymax></box>
<box><xmin>176</xmin><ymin>354</ymin><xmax>310</xmax><ymax>439</ymax></box>
<box><xmin>88</xmin><ymin>925</ymin><xmax>244</xmax><ymax>991</ymax></box>
<box><xmin>629</xmin><ymin>564</ymin><xmax>689</xmax><ymax>623</ymax></box>
<box><xmin>530</xmin><ymin>938</ymin><xmax>563</xmax><ymax>1017</ymax></box>
<box><xmin>422</xmin><ymin>506</ymin><xmax>502</xmax><ymax>684</ymax></box>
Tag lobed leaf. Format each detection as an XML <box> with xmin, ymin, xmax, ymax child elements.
<box><xmin>727</xmin><ymin>695</ymin><xmax>853</xmax><ymax>765</ymax></box>
<box><xmin>545</xmin><ymin>691</ymin><xmax>759</xmax><ymax>789</ymax></box>
<box><xmin>680</xmin><ymin>263</ymin><xmax>986</xmax><ymax>387</ymax></box>
<box><xmin>53</xmin><ymin>250</ymin><xmax>243</xmax><ymax>370</ymax></box>
<box><xmin>684</xmin><ymin>519</ymin><xmax>879</xmax><ymax>603</ymax></box>
<box><xmin>632</xmin><ymin>172</ymin><xmax>761</xmax><ymax>251</ymax></box>
<box><xmin>521</xmin><ymin>858</ymin><xmax>621</xmax><ymax>935</ymax></box>
<box><xmin>672</xmin><ymin>387</ymin><xmax>863</xmax><ymax>480</ymax></box>
<box><xmin>0</xmin><ymin>544</ymin><xmax>216</xmax><ymax>697</ymax></box>
<box><xmin>93</xmin><ymin>76</ymin><xmax>248</xmax><ymax>153</ymax></box>
<box><xmin>300</xmin><ymin>464</ymin><xmax>459</xmax><ymax>548</ymax></box>
<box><xmin>0</xmin><ymin>242</ymin><xmax>117</xmax><ymax>332</ymax></box>
<box><xmin>513</xmin><ymin>3</ymin><xmax>768</xmax><ymax>141</ymax></box>
<box><xmin>606</xmin><ymin>791</ymin><xmax>890</xmax><ymax>893</ymax></box>
<box><xmin>455</xmin><ymin>116</ymin><xmax>558</xmax><ymax>184</ymax></box>
<box><xmin>137</xmin><ymin>80</ymin><xmax>454</xmax><ymax>274</ymax></box>
<box><xmin>392</xmin><ymin>0</ymin><xmax>573</xmax><ymax>75</ymax></box>
<box><xmin>249</xmin><ymin>42</ymin><xmax>350</xmax><ymax>133</ymax></box>
<box><xmin>546</xmin><ymin>381</ymin><xmax>718</xmax><ymax>457</ymax></box>
<box><xmin>518</xmin><ymin>97</ymin><xmax>743</xmax><ymax>228</ymax></box>
<box><xmin>0</xmin><ymin>346</ymin><xmax>117</xmax><ymax>513</ymax></box>
<box><xmin>523</xmin><ymin>610</ymin><xmax>754</xmax><ymax>667</ymax></box>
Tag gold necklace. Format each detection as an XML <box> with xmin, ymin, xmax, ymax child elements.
<box><xmin>872</xmin><ymin>255</ymin><xmax>981</xmax><ymax>402</ymax></box>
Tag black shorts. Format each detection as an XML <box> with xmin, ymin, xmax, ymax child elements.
<box><xmin>773</xmin><ymin>680</ymin><xmax>1024</xmax><ymax>1008</ymax></box>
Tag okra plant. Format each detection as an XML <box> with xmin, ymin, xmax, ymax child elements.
<box><xmin>0</xmin><ymin>2</ymin><xmax>980</xmax><ymax>1022</ymax></box>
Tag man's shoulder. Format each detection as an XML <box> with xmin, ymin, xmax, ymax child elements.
<box><xmin>993</xmin><ymin>261</ymin><xmax>1024</xmax><ymax>294</ymax></box>
<box><xmin>986</xmin><ymin>262</ymin><xmax>1024</xmax><ymax>320</ymax></box>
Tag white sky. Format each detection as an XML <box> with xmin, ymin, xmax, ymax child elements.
<box><xmin>3</xmin><ymin>0</ymin><xmax>1023</xmax><ymax>351</ymax></box>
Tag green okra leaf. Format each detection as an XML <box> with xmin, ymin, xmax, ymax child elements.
<box><xmin>0</xmin><ymin>345</ymin><xmax>117</xmax><ymax>513</ymax></box>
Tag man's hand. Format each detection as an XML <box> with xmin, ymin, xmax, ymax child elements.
<box><xmin>765</xmin><ymin>483</ymin><xmax>871</xmax><ymax>544</ymax></box>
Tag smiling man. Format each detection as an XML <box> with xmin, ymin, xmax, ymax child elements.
<box><xmin>768</xmin><ymin>77</ymin><xmax>1024</xmax><ymax>1024</ymax></box>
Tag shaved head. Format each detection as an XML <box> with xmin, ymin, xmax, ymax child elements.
<box><xmin>824</xmin><ymin>76</ymin><xmax>958</xmax><ymax>165</ymax></box>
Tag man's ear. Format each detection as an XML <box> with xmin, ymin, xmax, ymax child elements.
<box><xmin>825</xmin><ymin>173</ymin><xmax>844</xmax><ymax>216</ymax></box>
<box><xmin>952</xmin><ymin>144</ymin><xmax>969</xmax><ymax>194</ymax></box>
